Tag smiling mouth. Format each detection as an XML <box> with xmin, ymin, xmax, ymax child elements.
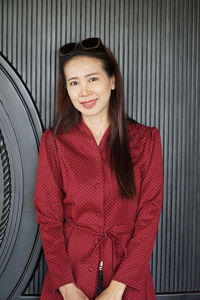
<box><xmin>80</xmin><ymin>99</ymin><xmax>97</xmax><ymax>109</ymax></box>
<box><xmin>80</xmin><ymin>98</ymin><xmax>97</xmax><ymax>104</ymax></box>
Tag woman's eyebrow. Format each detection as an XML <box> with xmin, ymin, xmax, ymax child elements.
<box><xmin>67</xmin><ymin>72</ymin><xmax>100</xmax><ymax>81</ymax></box>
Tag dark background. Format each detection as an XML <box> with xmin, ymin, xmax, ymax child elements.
<box><xmin>0</xmin><ymin>0</ymin><xmax>199</xmax><ymax>299</ymax></box>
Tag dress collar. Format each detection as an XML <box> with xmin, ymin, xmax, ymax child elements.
<box><xmin>76</xmin><ymin>116</ymin><xmax>111</xmax><ymax>150</ymax></box>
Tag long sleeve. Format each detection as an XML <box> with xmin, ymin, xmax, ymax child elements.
<box><xmin>112</xmin><ymin>127</ymin><xmax>164</xmax><ymax>291</ymax></box>
<box><xmin>34</xmin><ymin>130</ymin><xmax>75</xmax><ymax>292</ymax></box>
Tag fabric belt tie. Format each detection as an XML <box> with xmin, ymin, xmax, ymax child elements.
<box><xmin>64</xmin><ymin>219</ymin><xmax>133</xmax><ymax>279</ymax></box>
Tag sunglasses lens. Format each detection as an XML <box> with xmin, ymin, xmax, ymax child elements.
<box><xmin>59</xmin><ymin>38</ymin><xmax>102</xmax><ymax>56</ymax></box>
<box><xmin>81</xmin><ymin>38</ymin><xmax>100</xmax><ymax>48</ymax></box>
<box><xmin>59</xmin><ymin>43</ymin><xmax>76</xmax><ymax>55</ymax></box>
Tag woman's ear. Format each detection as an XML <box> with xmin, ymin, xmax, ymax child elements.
<box><xmin>111</xmin><ymin>75</ymin><xmax>115</xmax><ymax>90</ymax></box>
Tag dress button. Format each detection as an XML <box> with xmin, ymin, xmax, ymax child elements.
<box><xmin>96</xmin><ymin>212</ymin><xmax>101</xmax><ymax>217</ymax></box>
<box><xmin>95</xmin><ymin>182</ymin><xmax>101</xmax><ymax>188</ymax></box>
<box><xmin>88</xmin><ymin>248</ymin><xmax>93</xmax><ymax>254</ymax></box>
<box><xmin>81</xmin><ymin>257</ymin><xmax>86</xmax><ymax>263</ymax></box>
<box><xmin>94</xmin><ymin>238</ymin><xmax>99</xmax><ymax>244</ymax></box>
<box><xmin>88</xmin><ymin>266</ymin><xmax>94</xmax><ymax>272</ymax></box>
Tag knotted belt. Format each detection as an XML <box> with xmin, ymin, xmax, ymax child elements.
<box><xmin>64</xmin><ymin>218</ymin><xmax>134</xmax><ymax>295</ymax></box>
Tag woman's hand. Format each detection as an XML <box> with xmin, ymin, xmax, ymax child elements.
<box><xmin>59</xmin><ymin>282</ymin><xmax>89</xmax><ymax>300</ymax></box>
<box><xmin>95</xmin><ymin>280</ymin><xmax>126</xmax><ymax>300</ymax></box>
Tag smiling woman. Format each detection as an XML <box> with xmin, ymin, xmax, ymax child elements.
<box><xmin>63</xmin><ymin>55</ymin><xmax>115</xmax><ymax>137</ymax></box>
<box><xmin>34</xmin><ymin>37</ymin><xmax>163</xmax><ymax>300</ymax></box>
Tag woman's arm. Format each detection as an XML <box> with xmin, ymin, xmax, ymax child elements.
<box><xmin>34</xmin><ymin>130</ymin><xmax>75</xmax><ymax>293</ymax></box>
<box><xmin>59</xmin><ymin>283</ymin><xmax>89</xmax><ymax>300</ymax></box>
<box><xmin>95</xmin><ymin>280</ymin><xmax>126</xmax><ymax>300</ymax></box>
<box><xmin>111</xmin><ymin>127</ymin><xmax>164</xmax><ymax>292</ymax></box>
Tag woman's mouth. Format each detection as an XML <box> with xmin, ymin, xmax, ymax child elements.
<box><xmin>80</xmin><ymin>99</ymin><xmax>97</xmax><ymax>108</ymax></box>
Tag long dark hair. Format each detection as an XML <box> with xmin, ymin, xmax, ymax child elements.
<box><xmin>50</xmin><ymin>40</ymin><xmax>138</xmax><ymax>199</ymax></box>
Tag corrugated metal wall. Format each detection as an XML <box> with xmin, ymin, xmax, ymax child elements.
<box><xmin>0</xmin><ymin>0</ymin><xmax>199</xmax><ymax>298</ymax></box>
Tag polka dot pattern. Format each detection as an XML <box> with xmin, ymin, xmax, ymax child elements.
<box><xmin>34</xmin><ymin>117</ymin><xmax>163</xmax><ymax>300</ymax></box>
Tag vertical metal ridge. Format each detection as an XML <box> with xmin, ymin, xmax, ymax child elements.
<box><xmin>45</xmin><ymin>0</ymin><xmax>52</xmax><ymax>126</ymax></box>
<box><xmin>7</xmin><ymin>0</ymin><xmax>12</xmax><ymax>60</ymax></box>
<box><xmin>35</xmin><ymin>0</ymin><xmax>42</xmax><ymax>118</ymax></box>
<box><xmin>60</xmin><ymin>0</ymin><xmax>66</xmax><ymax>44</ymax></box>
<box><xmin>113</xmin><ymin>0</ymin><xmax>119</xmax><ymax>57</ymax></box>
<box><xmin>137</xmin><ymin>0</ymin><xmax>144</xmax><ymax>122</ymax></box>
<box><xmin>66</xmin><ymin>0</ymin><xmax>71</xmax><ymax>40</ymax></box>
<box><xmin>75</xmin><ymin>0</ymin><xmax>81</xmax><ymax>40</ymax></box>
<box><xmin>151</xmin><ymin>0</ymin><xmax>162</xmax><ymax>289</ymax></box>
<box><xmin>20</xmin><ymin>0</ymin><xmax>27</xmax><ymax>83</ymax></box>
<box><xmin>188</xmin><ymin>0</ymin><xmax>195</xmax><ymax>290</ymax></box>
<box><xmin>176</xmin><ymin>0</ymin><xmax>184</xmax><ymax>291</ymax></box>
<box><xmin>40</xmin><ymin>0</ymin><xmax>47</xmax><ymax>125</ymax></box>
<box><xmin>27</xmin><ymin>0</ymin><xmax>32</xmax><ymax>91</ymax></box>
<box><xmin>0</xmin><ymin>0</ymin><xmax>2</xmax><ymax>51</ymax></box>
<box><xmin>189</xmin><ymin>0</ymin><xmax>198</xmax><ymax>291</ymax></box>
<box><xmin>132</xmin><ymin>0</ymin><xmax>138</xmax><ymax>124</ymax></box>
<box><xmin>99</xmin><ymin>0</ymin><xmax>104</xmax><ymax>40</ymax></box>
<box><xmin>133</xmin><ymin>0</ymin><xmax>139</xmax><ymax>120</ymax></box>
<box><xmin>31</xmin><ymin>0</ymin><xmax>36</xmax><ymax>98</ymax></box>
<box><xmin>122</xmin><ymin>0</ymin><xmax>128</xmax><ymax>105</ymax></box>
<box><xmin>179</xmin><ymin>0</ymin><xmax>187</xmax><ymax>291</ymax></box>
<box><xmin>127</xmin><ymin>0</ymin><xmax>133</xmax><ymax>114</ymax></box>
<box><xmin>195</xmin><ymin>0</ymin><xmax>200</xmax><ymax>290</ymax></box>
<box><xmin>141</xmin><ymin>0</ymin><xmax>147</xmax><ymax>124</ymax></box>
<box><xmin>2</xmin><ymin>0</ymin><xmax>8</xmax><ymax>55</ymax></box>
<box><xmin>119</xmin><ymin>0</ymin><xmax>125</xmax><ymax>74</ymax></box>
<box><xmin>50</xmin><ymin>0</ymin><xmax>57</xmax><ymax>127</ymax></box>
<box><xmin>159</xmin><ymin>0</ymin><xmax>167</xmax><ymax>291</ymax></box>
<box><xmin>109</xmin><ymin>0</ymin><xmax>115</xmax><ymax>50</ymax></box>
<box><xmin>173</xmin><ymin>0</ymin><xmax>180</xmax><ymax>291</ymax></box>
<box><xmin>104</xmin><ymin>0</ymin><xmax>110</xmax><ymax>45</ymax></box>
<box><xmin>166</xmin><ymin>0</ymin><xmax>173</xmax><ymax>291</ymax></box>
<box><xmin>185</xmin><ymin>0</ymin><xmax>192</xmax><ymax>291</ymax></box>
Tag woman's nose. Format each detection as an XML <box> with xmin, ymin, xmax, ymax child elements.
<box><xmin>80</xmin><ymin>83</ymin><xmax>91</xmax><ymax>96</ymax></box>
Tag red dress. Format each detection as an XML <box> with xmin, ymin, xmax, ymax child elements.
<box><xmin>34</xmin><ymin>117</ymin><xmax>163</xmax><ymax>300</ymax></box>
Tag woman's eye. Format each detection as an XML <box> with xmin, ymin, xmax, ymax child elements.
<box><xmin>89</xmin><ymin>77</ymin><xmax>98</xmax><ymax>82</ymax></box>
<box><xmin>70</xmin><ymin>81</ymin><xmax>78</xmax><ymax>86</ymax></box>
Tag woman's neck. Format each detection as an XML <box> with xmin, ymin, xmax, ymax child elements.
<box><xmin>81</xmin><ymin>114</ymin><xmax>110</xmax><ymax>143</ymax></box>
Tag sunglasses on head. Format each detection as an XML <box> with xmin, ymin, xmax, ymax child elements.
<box><xmin>59</xmin><ymin>37</ymin><xmax>103</xmax><ymax>56</ymax></box>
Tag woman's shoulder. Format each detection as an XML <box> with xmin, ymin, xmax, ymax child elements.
<box><xmin>40</xmin><ymin>126</ymin><xmax>74</xmax><ymax>141</ymax></box>
<box><xmin>127</xmin><ymin>117</ymin><xmax>161</xmax><ymax>154</ymax></box>
<box><xmin>38</xmin><ymin>128</ymin><xmax>57</xmax><ymax>147</ymax></box>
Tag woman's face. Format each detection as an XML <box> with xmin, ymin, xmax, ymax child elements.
<box><xmin>63</xmin><ymin>56</ymin><xmax>115</xmax><ymax>119</ymax></box>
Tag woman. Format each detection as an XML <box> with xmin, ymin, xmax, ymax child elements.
<box><xmin>34</xmin><ymin>37</ymin><xmax>163</xmax><ymax>300</ymax></box>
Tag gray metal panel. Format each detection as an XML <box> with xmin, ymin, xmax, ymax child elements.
<box><xmin>0</xmin><ymin>0</ymin><xmax>199</xmax><ymax>298</ymax></box>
